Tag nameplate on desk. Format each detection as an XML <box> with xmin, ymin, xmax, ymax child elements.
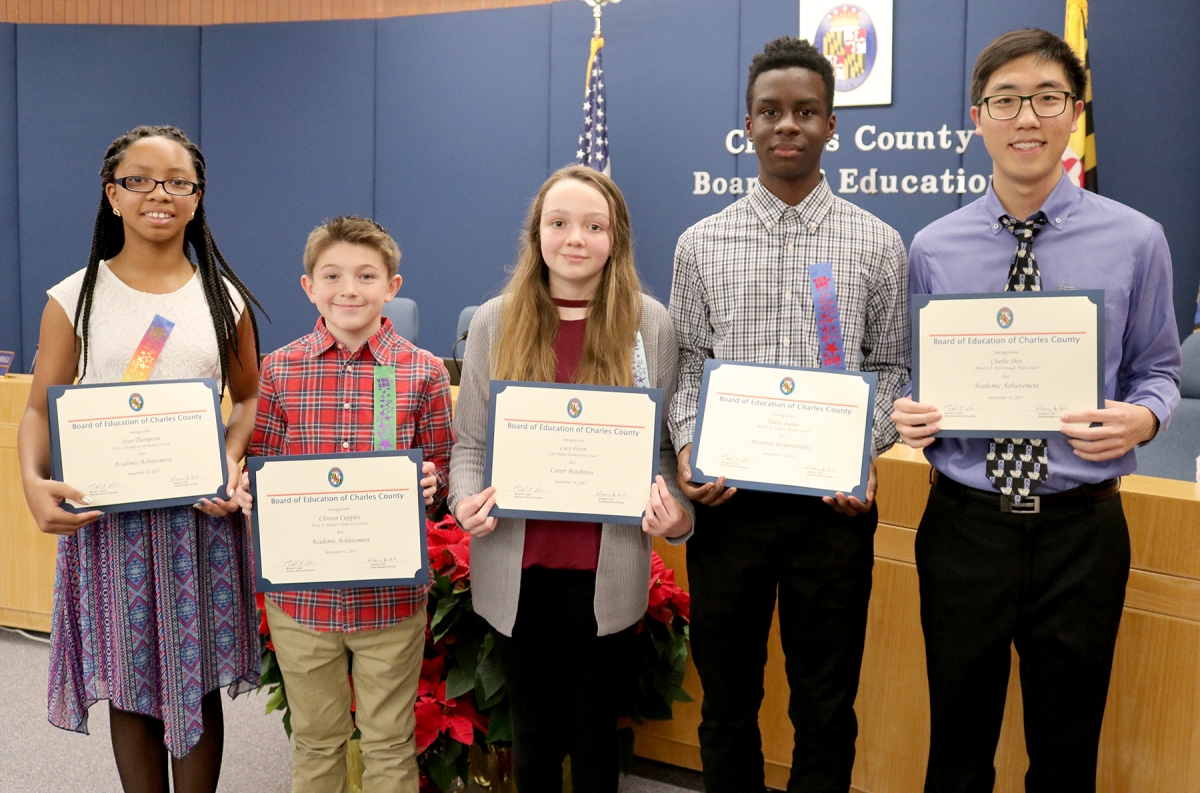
<box><xmin>0</xmin><ymin>350</ymin><xmax>13</xmax><ymax>378</ymax></box>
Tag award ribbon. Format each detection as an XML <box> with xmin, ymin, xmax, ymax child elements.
<box><xmin>121</xmin><ymin>314</ymin><xmax>176</xmax><ymax>382</ymax></box>
<box><xmin>373</xmin><ymin>365</ymin><xmax>397</xmax><ymax>450</ymax></box>
<box><xmin>632</xmin><ymin>331</ymin><xmax>649</xmax><ymax>388</ymax></box>
<box><xmin>808</xmin><ymin>263</ymin><xmax>845</xmax><ymax>370</ymax></box>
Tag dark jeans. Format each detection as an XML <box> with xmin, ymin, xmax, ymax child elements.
<box><xmin>687</xmin><ymin>491</ymin><xmax>877</xmax><ymax>793</ymax></box>
<box><xmin>916</xmin><ymin>484</ymin><xmax>1130</xmax><ymax>793</ymax></box>
<box><xmin>492</xmin><ymin>566</ymin><xmax>634</xmax><ymax>793</ymax></box>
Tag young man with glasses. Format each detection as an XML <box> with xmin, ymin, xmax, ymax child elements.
<box><xmin>891</xmin><ymin>29</ymin><xmax>1181</xmax><ymax>792</ymax></box>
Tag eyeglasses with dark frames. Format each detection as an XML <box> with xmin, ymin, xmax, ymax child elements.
<box><xmin>978</xmin><ymin>91</ymin><xmax>1076</xmax><ymax>121</ymax></box>
<box><xmin>113</xmin><ymin>175</ymin><xmax>200</xmax><ymax>196</ymax></box>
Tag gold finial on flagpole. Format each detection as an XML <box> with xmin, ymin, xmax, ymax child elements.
<box><xmin>580</xmin><ymin>0</ymin><xmax>620</xmax><ymax>38</ymax></box>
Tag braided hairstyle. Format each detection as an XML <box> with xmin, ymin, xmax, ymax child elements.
<box><xmin>74</xmin><ymin>125</ymin><xmax>265</xmax><ymax>392</ymax></box>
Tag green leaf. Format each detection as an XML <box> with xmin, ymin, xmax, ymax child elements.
<box><xmin>430</xmin><ymin>593</ymin><xmax>459</xmax><ymax>634</ymax></box>
<box><xmin>475</xmin><ymin>652</ymin><xmax>505</xmax><ymax>700</ymax></box>
<box><xmin>445</xmin><ymin>662</ymin><xmax>475</xmax><ymax>700</ymax></box>
<box><xmin>485</xmin><ymin>698</ymin><xmax>512</xmax><ymax>743</ymax></box>
<box><xmin>265</xmin><ymin>687</ymin><xmax>285</xmax><ymax>715</ymax></box>
<box><xmin>426</xmin><ymin>741</ymin><xmax>464</xmax><ymax>790</ymax></box>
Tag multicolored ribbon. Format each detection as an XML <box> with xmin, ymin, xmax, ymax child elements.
<box><xmin>121</xmin><ymin>314</ymin><xmax>175</xmax><ymax>382</ymax></box>
<box><xmin>373</xmin><ymin>365</ymin><xmax>397</xmax><ymax>450</ymax></box>
<box><xmin>808</xmin><ymin>263</ymin><xmax>845</xmax><ymax>370</ymax></box>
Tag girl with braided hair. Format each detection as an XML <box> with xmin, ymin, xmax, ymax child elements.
<box><xmin>17</xmin><ymin>125</ymin><xmax>264</xmax><ymax>793</ymax></box>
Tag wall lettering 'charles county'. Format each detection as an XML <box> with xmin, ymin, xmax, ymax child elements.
<box><xmin>694</xmin><ymin>123</ymin><xmax>987</xmax><ymax>197</ymax></box>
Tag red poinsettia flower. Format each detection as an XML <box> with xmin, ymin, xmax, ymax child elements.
<box><xmin>413</xmin><ymin>655</ymin><xmax>488</xmax><ymax>751</ymax></box>
<box><xmin>646</xmin><ymin>552</ymin><xmax>690</xmax><ymax>625</ymax></box>
<box><xmin>426</xmin><ymin>516</ymin><xmax>471</xmax><ymax>587</ymax></box>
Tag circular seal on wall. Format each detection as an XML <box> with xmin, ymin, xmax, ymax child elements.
<box><xmin>997</xmin><ymin>307</ymin><xmax>1014</xmax><ymax>329</ymax></box>
<box><xmin>328</xmin><ymin>467</ymin><xmax>344</xmax><ymax>488</ymax></box>
<box><xmin>128</xmin><ymin>393</ymin><xmax>144</xmax><ymax>411</ymax></box>
<box><xmin>814</xmin><ymin>5</ymin><xmax>878</xmax><ymax>93</ymax></box>
<box><xmin>567</xmin><ymin>398</ymin><xmax>583</xmax><ymax>419</ymax></box>
<box><xmin>780</xmin><ymin>377</ymin><xmax>796</xmax><ymax>395</ymax></box>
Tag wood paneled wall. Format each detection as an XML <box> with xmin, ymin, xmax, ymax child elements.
<box><xmin>0</xmin><ymin>0</ymin><xmax>558</xmax><ymax>25</ymax></box>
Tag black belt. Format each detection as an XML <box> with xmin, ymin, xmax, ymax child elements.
<box><xmin>932</xmin><ymin>470</ymin><xmax>1120</xmax><ymax>514</ymax></box>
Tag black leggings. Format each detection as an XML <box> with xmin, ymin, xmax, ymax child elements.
<box><xmin>109</xmin><ymin>689</ymin><xmax>224</xmax><ymax>793</ymax></box>
<box><xmin>493</xmin><ymin>566</ymin><xmax>635</xmax><ymax>793</ymax></box>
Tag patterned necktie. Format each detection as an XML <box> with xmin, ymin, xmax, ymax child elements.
<box><xmin>986</xmin><ymin>212</ymin><xmax>1049</xmax><ymax>502</ymax></box>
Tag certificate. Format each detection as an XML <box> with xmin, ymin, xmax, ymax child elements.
<box><xmin>485</xmin><ymin>381</ymin><xmax>662</xmax><ymax>524</ymax></box>
<box><xmin>912</xmin><ymin>292</ymin><xmax>1105</xmax><ymax>436</ymax></box>
<box><xmin>248</xmin><ymin>450</ymin><xmax>429</xmax><ymax>592</ymax></box>
<box><xmin>688</xmin><ymin>360</ymin><xmax>876</xmax><ymax>499</ymax></box>
<box><xmin>48</xmin><ymin>379</ymin><xmax>228</xmax><ymax>514</ymax></box>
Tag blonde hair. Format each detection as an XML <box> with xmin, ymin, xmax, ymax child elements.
<box><xmin>303</xmin><ymin>215</ymin><xmax>401</xmax><ymax>277</ymax></box>
<box><xmin>492</xmin><ymin>166</ymin><xmax>642</xmax><ymax>386</ymax></box>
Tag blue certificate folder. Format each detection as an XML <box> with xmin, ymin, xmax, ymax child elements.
<box><xmin>688</xmin><ymin>360</ymin><xmax>877</xmax><ymax>500</ymax></box>
<box><xmin>48</xmin><ymin>378</ymin><xmax>229</xmax><ymax>514</ymax></box>
<box><xmin>248</xmin><ymin>450</ymin><xmax>430</xmax><ymax>593</ymax></box>
<box><xmin>911</xmin><ymin>291</ymin><xmax>1105</xmax><ymax>438</ymax></box>
<box><xmin>484</xmin><ymin>380</ymin><xmax>663</xmax><ymax>524</ymax></box>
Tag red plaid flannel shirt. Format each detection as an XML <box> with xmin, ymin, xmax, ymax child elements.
<box><xmin>249</xmin><ymin>318</ymin><xmax>453</xmax><ymax>632</ymax></box>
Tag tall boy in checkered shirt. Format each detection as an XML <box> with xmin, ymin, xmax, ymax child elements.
<box><xmin>236</xmin><ymin>216</ymin><xmax>453</xmax><ymax>793</ymax></box>
<box><xmin>668</xmin><ymin>37</ymin><xmax>909</xmax><ymax>793</ymax></box>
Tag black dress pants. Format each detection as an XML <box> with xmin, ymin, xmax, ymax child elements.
<box><xmin>687</xmin><ymin>491</ymin><xmax>877</xmax><ymax>793</ymax></box>
<box><xmin>916</xmin><ymin>484</ymin><xmax>1130</xmax><ymax>793</ymax></box>
<box><xmin>492</xmin><ymin>566</ymin><xmax>634</xmax><ymax>793</ymax></box>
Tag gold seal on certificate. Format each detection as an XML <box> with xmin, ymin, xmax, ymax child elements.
<box><xmin>48</xmin><ymin>379</ymin><xmax>228</xmax><ymax>513</ymax></box>
<box><xmin>688</xmin><ymin>361</ymin><xmax>877</xmax><ymax>499</ymax></box>
<box><xmin>912</xmin><ymin>292</ymin><xmax>1105</xmax><ymax>436</ymax></box>
<box><xmin>485</xmin><ymin>381</ymin><xmax>663</xmax><ymax>524</ymax></box>
<box><xmin>249</xmin><ymin>450</ymin><xmax>429</xmax><ymax>592</ymax></box>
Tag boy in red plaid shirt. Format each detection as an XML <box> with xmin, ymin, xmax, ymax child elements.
<box><xmin>236</xmin><ymin>216</ymin><xmax>453</xmax><ymax>793</ymax></box>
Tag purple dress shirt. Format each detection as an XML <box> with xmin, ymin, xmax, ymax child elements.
<box><xmin>908</xmin><ymin>171</ymin><xmax>1182</xmax><ymax>492</ymax></box>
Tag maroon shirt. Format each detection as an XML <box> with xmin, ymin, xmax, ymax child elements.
<box><xmin>521</xmin><ymin>300</ymin><xmax>604</xmax><ymax>570</ymax></box>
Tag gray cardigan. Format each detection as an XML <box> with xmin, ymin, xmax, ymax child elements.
<box><xmin>448</xmin><ymin>294</ymin><xmax>693</xmax><ymax>637</ymax></box>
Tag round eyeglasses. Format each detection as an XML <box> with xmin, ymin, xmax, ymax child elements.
<box><xmin>114</xmin><ymin>175</ymin><xmax>199</xmax><ymax>196</ymax></box>
<box><xmin>978</xmin><ymin>91</ymin><xmax>1075</xmax><ymax>121</ymax></box>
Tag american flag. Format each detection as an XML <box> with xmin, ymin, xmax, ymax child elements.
<box><xmin>575</xmin><ymin>35</ymin><xmax>609</xmax><ymax>175</ymax></box>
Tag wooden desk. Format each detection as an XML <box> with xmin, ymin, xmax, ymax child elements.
<box><xmin>633</xmin><ymin>445</ymin><xmax>1200</xmax><ymax>792</ymax></box>
<box><xmin>0</xmin><ymin>375</ymin><xmax>58</xmax><ymax>632</ymax></box>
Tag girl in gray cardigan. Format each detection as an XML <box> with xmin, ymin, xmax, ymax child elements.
<box><xmin>449</xmin><ymin>166</ymin><xmax>692</xmax><ymax>793</ymax></box>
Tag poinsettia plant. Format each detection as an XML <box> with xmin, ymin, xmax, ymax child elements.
<box><xmin>256</xmin><ymin>513</ymin><xmax>692</xmax><ymax>791</ymax></box>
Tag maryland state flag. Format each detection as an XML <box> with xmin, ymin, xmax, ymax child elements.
<box><xmin>1063</xmin><ymin>0</ymin><xmax>1097</xmax><ymax>192</ymax></box>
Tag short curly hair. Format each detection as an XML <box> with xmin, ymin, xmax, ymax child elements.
<box><xmin>746</xmin><ymin>36</ymin><xmax>835</xmax><ymax>116</ymax></box>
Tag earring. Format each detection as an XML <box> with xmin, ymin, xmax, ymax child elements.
<box><xmin>113</xmin><ymin>207</ymin><xmax>121</xmax><ymax>217</ymax></box>
<box><xmin>191</xmin><ymin>212</ymin><xmax>195</xmax><ymax>219</ymax></box>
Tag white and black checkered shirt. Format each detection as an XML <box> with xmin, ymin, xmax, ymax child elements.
<box><xmin>668</xmin><ymin>179</ymin><xmax>910</xmax><ymax>457</ymax></box>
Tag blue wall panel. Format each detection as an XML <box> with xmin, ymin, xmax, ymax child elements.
<box><xmin>375</xmin><ymin>7</ymin><xmax>552</xmax><ymax>357</ymax></box>
<box><xmin>200</xmin><ymin>21</ymin><xmax>376</xmax><ymax>356</ymax></box>
<box><xmin>1089</xmin><ymin>0</ymin><xmax>1200</xmax><ymax>340</ymax></box>
<box><xmin>16</xmin><ymin>25</ymin><xmax>200</xmax><ymax>366</ymax></box>
<box><xmin>0</xmin><ymin>26</ymin><xmax>19</xmax><ymax>370</ymax></box>
<box><xmin>551</xmin><ymin>0</ymin><xmax>741</xmax><ymax>307</ymax></box>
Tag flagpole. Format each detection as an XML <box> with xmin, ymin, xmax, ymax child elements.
<box><xmin>580</xmin><ymin>0</ymin><xmax>620</xmax><ymax>38</ymax></box>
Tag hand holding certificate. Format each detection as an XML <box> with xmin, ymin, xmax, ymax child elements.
<box><xmin>48</xmin><ymin>379</ymin><xmax>229</xmax><ymax>513</ymax></box>
<box><xmin>688</xmin><ymin>361</ymin><xmax>877</xmax><ymax>499</ymax></box>
<box><xmin>484</xmin><ymin>381</ymin><xmax>663</xmax><ymax>524</ymax></box>
<box><xmin>249</xmin><ymin>450</ymin><xmax>429</xmax><ymax>592</ymax></box>
<box><xmin>912</xmin><ymin>292</ymin><xmax>1104</xmax><ymax>436</ymax></box>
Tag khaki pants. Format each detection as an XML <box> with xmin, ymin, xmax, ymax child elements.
<box><xmin>265</xmin><ymin>597</ymin><xmax>426</xmax><ymax>793</ymax></box>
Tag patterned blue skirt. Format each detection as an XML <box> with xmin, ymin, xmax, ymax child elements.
<box><xmin>47</xmin><ymin>506</ymin><xmax>260</xmax><ymax>758</ymax></box>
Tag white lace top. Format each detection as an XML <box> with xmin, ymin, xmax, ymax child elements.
<box><xmin>47</xmin><ymin>261</ymin><xmax>246</xmax><ymax>389</ymax></box>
